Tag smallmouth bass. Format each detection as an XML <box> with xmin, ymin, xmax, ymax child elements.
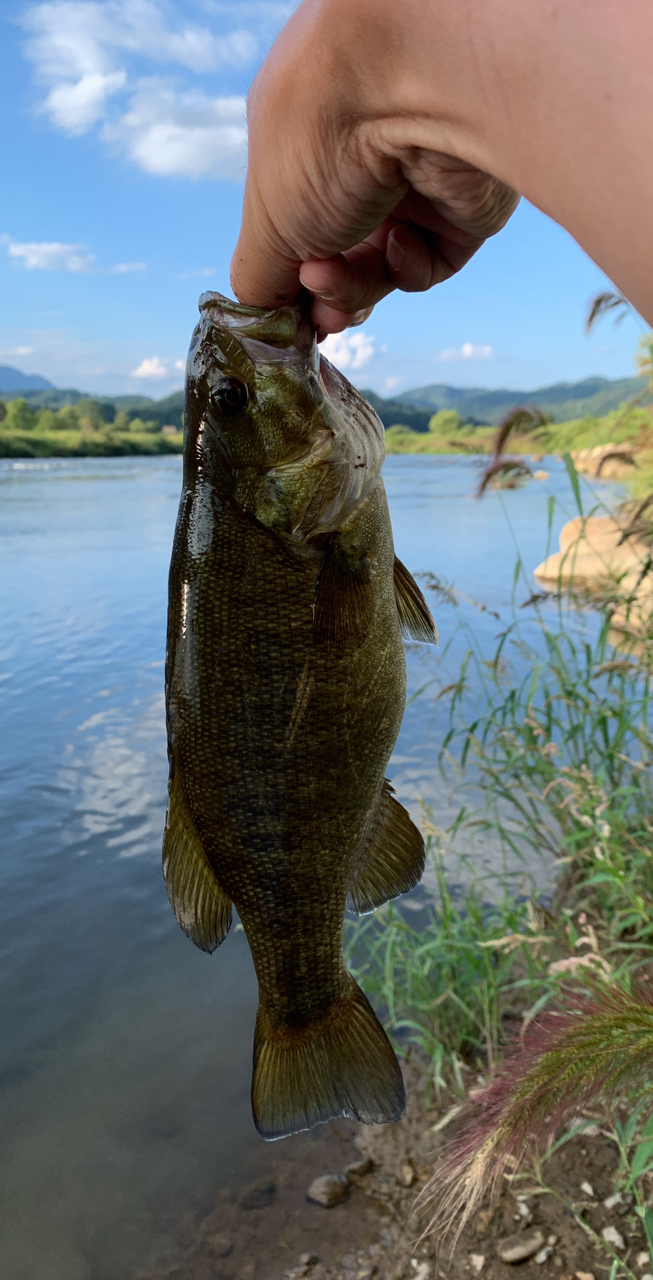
<box><xmin>164</xmin><ymin>292</ymin><xmax>437</xmax><ymax>1140</ymax></box>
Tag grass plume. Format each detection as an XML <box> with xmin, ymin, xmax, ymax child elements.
<box><xmin>419</xmin><ymin>979</ymin><xmax>653</xmax><ymax>1241</ymax></box>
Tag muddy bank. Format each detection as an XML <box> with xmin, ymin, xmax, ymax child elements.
<box><xmin>134</xmin><ymin>1063</ymin><xmax>645</xmax><ymax>1280</ymax></box>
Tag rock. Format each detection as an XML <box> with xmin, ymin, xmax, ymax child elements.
<box><xmin>580</xmin><ymin>1181</ymin><xmax>595</xmax><ymax>1197</ymax></box>
<box><xmin>346</xmin><ymin>1157</ymin><xmax>373</xmax><ymax>1178</ymax></box>
<box><xmin>534</xmin><ymin>1247</ymin><xmax>554</xmax><ymax>1264</ymax></box>
<box><xmin>534</xmin><ymin>470</ymin><xmax>549</xmax><ymax>481</ymax></box>
<box><xmin>307</xmin><ymin>1174</ymin><xmax>350</xmax><ymax>1207</ymax></box>
<box><xmin>410</xmin><ymin>1263</ymin><xmax>429</xmax><ymax>1280</ymax></box>
<box><xmin>547</xmin><ymin>1237</ymin><xmax>558</xmax><ymax>1248</ymax></box>
<box><xmin>239</xmin><ymin>1177</ymin><xmax>276</xmax><ymax>1210</ymax></box>
<box><xmin>397</xmin><ymin>1161</ymin><xmax>417</xmax><ymax>1187</ymax></box>
<box><xmin>603</xmin><ymin>1193</ymin><xmax>624</xmax><ymax>1210</ymax></box>
<box><xmin>205</xmin><ymin>1233</ymin><xmax>234</xmax><ymax>1258</ymax></box>
<box><xmin>515</xmin><ymin>1200</ymin><xmax>533</xmax><ymax>1225</ymax></box>
<box><xmin>601</xmin><ymin>1226</ymin><xmax>625</xmax><ymax>1251</ymax></box>
<box><xmin>534</xmin><ymin>516</ymin><xmax>650</xmax><ymax>596</ymax></box>
<box><xmin>497</xmin><ymin>1229</ymin><xmax>546</xmax><ymax>1263</ymax></box>
<box><xmin>299</xmin><ymin>1255</ymin><xmax>319</xmax><ymax>1267</ymax></box>
<box><xmin>636</xmin><ymin>1253</ymin><xmax>651</xmax><ymax>1269</ymax></box>
<box><xmin>469</xmin><ymin>1254</ymin><xmax>485</xmax><ymax>1273</ymax></box>
<box><xmin>575</xmin><ymin>1272</ymin><xmax>595</xmax><ymax>1280</ymax></box>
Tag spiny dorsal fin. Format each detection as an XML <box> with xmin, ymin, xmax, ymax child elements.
<box><xmin>162</xmin><ymin>777</ymin><xmax>232</xmax><ymax>953</ymax></box>
<box><xmin>252</xmin><ymin>975</ymin><xmax>405</xmax><ymax>1140</ymax></box>
<box><xmin>347</xmin><ymin>779</ymin><xmax>425</xmax><ymax>914</ymax></box>
<box><xmin>313</xmin><ymin>535</ymin><xmax>373</xmax><ymax>655</ymax></box>
<box><xmin>393</xmin><ymin>557</ymin><xmax>439</xmax><ymax>645</ymax></box>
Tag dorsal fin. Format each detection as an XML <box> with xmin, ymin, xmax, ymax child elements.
<box><xmin>393</xmin><ymin>557</ymin><xmax>439</xmax><ymax>645</ymax></box>
<box><xmin>162</xmin><ymin>776</ymin><xmax>232</xmax><ymax>953</ymax></box>
<box><xmin>347</xmin><ymin>779</ymin><xmax>425</xmax><ymax>914</ymax></box>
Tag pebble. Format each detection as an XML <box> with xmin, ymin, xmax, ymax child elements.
<box><xmin>603</xmin><ymin>1193</ymin><xmax>624</xmax><ymax>1210</ymax></box>
<box><xmin>307</xmin><ymin>1174</ymin><xmax>350</xmax><ymax>1207</ymax></box>
<box><xmin>497</xmin><ymin>1230</ymin><xmax>546</xmax><ymax>1264</ymax></box>
<box><xmin>575</xmin><ymin>1272</ymin><xmax>595</xmax><ymax>1280</ymax></box>
<box><xmin>346</xmin><ymin>1157</ymin><xmax>373</xmax><ymax>1178</ymax></box>
<box><xmin>636</xmin><ymin>1253</ymin><xmax>651</xmax><ymax>1269</ymax></box>
<box><xmin>601</xmin><ymin>1226</ymin><xmax>625</xmax><ymax>1251</ymax></box>
<box><xmin>514</xmin><ymin>1200</ymin><xmax>533</xmax><ymax>1225</ymax></box>
<box><xmin>580</xmin><ymin>1181</ymin><xmax>595</xmax><ymax>1198</ymax></box>
<box><xmin>397</xmin><ymin>1161</ymin><xmax>417</xmax><ymax>1188</ymax></box>
<box><xmin>300</xmin><ymin>1255</ymin><xmax>319</xmax><ymax>1267</ymax></box>
<box><xmin>469</xmin><ymin>1254</ymin><xmax>485</xmax><ymax>1273</ymax></box>
<box><xmin>239</xmin><ymin>1177</ymin><xmax>276</xmax><ymax>1210</ymax></box>
<box><xmin>534</xmin><ymin>1247</ymin><xmax>553</xmax><ymax>1265</ymax></box>
<box><xmin>411</xmin><ymin>1263</ymin><xmax>429</xmax><ymax>1280</ymax></box>
<box><xmin>205</xmin><ymin>1233</ymin><xmax>234</xmax><ymax>1258</ymax></box>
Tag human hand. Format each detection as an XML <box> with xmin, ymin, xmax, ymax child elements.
<box><xmin>230</xmin><ymin>0</ymin><xmax>518</xmax><ymax>335</ymax></box>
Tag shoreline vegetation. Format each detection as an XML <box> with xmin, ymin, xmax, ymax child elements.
<box><xmin>4</xmin><ymin>393</ymin><xmax>653</xmax><ymax>497</ymax></box>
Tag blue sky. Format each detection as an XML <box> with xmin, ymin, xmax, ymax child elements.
<box><xmin>0</xmin><ymin>0</ymin><xmax>646</xmax><ymax>399</ymax></box>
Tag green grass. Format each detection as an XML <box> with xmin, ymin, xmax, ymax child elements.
<box><xmin>345</xmin><ymin>477</ymin><xmax>653</xmax><ymax>1091</ymax></box>
<box><xmin>0</xmin><ymin>428</ymin><xmax>183</xmax><ymax>457</ymax></box>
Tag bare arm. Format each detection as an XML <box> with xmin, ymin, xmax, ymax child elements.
<box><xmin>230</xmin><ymin>0</ymin><xmax>653</xmax><ymax>334</ymax></box>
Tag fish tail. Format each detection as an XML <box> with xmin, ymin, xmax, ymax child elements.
<box><xmin>251</xmin><ymin>976</ymin><xmax>405</xmax><ymax>1140</ymax></box>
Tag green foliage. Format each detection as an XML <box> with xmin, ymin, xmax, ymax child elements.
<box><xmin>428</xmin><ymin>409</ymin><xmax>463</xmax><ymax>435</ymax></box>
<box><xmin>0</xmin><ymin>399</ymin><xmax>6</xmax><ymax>422</ymax></box>
<box><xmin>6</xmin><ymin>398</ymin><xmax>36</xmax><ymax>431</ymax></box>
<box><xmin>345</xmin><ymin>849</ymin><xmax>548</xmax><ymax>1090</ymax></box>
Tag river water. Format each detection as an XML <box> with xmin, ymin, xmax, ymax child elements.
<box><xmin>0</xmin><ymin>454</ymin><xmax>617</xmax><ymax>1279</ymax></box>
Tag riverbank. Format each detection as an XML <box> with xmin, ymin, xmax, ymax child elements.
<box><xmin>385</xmin><ymin>404</ymin><xmax>653</xmax><ymax>493</ymax></box>
<box><xmin>0</xmin><ymin>427</ymin><xmax>183</xmax><ymax>456</ymax></box>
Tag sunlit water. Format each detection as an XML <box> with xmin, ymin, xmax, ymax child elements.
<box><xmin>0</xmin><ymin>454</ymin><xmax>618</xmax><ymax>1278</ymax></box>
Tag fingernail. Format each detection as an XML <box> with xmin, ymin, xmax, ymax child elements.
<box><xmin>299</xmin><ymin>270</ymin><xmax>335</xmax><ymax>301</ymax></box>
<box><xmin>350</xmin><ymin>307</ymin><xmax>373</xmax><ymax>327</ymax></box>
<box><xmin>386</xmin><ymin>236</ymin><xmax>406</xmax><ymax>272</ymax></box>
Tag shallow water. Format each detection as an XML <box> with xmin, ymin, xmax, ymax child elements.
<box><xmin>0</xmin><ymin>454</ymin><xmax>618</xmax><ymax>1278</ymax></box>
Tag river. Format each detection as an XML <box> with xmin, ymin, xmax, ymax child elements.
<box><xmin>0</xmin><ymin>454</ymin><xmax>617</xmax><ymax>1279</ymax></box>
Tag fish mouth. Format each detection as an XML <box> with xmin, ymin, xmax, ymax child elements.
<box><xmin>197</xmin><ymin>289</ymin><xmax>315</xmax><ymax>357</ymax></box>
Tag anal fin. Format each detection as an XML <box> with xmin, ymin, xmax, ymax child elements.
<box><xmin>393</xmin><ymin>556</ymin><xmax>439</xmax><ymax>644</ymax></box>
<box><xmin>163</xmin><ymin>775</ymin><xmax>232</xmax><ymax>953</ymax></box>
<box><xmin>348</xmin><ymin>779</ymin><xmax>425</xmax><ymax>914</ymax></box>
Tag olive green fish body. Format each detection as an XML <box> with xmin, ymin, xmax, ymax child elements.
<box><xmin>164</xmin><ymin>293</ymin><xmax>437</xmax><ymax>1138</ymax></box>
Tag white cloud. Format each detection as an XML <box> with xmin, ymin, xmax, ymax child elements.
<box><xmin>104</xmin><ymin>81</ymin><xmax>246</xmax><ymax>178</ymax></box>
<box><xmin>20</xmin><ymin>0</ymin><xmax>255</xmax><ymax>175</ymax></box>
<box><xmin>383</xmin><ymin>374</ymin><xmax>403</xmax><ymax>393</ymax></box>
<box><xmin>173</xmin><ymin>359</ymin><xmax>184</xmax><ymax>370</ymax></box>
<box><xmin>44</xmin><ymin>70</ymin><xmax>126</xmax><ymax>133</ymax></box>
<box><xmin>112</xmin><ymin>261</ymin><xmax>146</xmax><ymax>273</ymax></box>
<box><xmin>5</xmin><ymin>239</ymin><xmax>96</xmax><ymax>271</ymax></box>
<box><xmin>320</xmin><ymin>330</ymin><xmax>376</xmax><ymax>372</ymax></box>
<box><xmin>0</xmin><ymin>346</ymin><xmax>35</xmax><ymax>356</ymax></box>
<box><xmin>131</xmin><ymin>355</ymin><xmax>169</xmax><ymax>378</ymax></box>
<box><xmin>438</xmin><ymin>341</ymin><xmax>494</xmax><ymax>362</ymax></box>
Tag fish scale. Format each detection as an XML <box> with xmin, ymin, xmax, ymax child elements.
<box><xmin>164</xmin><ymin>292</ymin><xmax>438</xmax><ymax>1139</ymax></box>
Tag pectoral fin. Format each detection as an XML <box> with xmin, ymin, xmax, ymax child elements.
<box><xmin>162</xmin><ymin>776</ymin><xmax>232</xmax><ymax>953</ymax></box>
<box><xmin>347</xmin><ymin>779</ymin><xmax>425</xmax><ymax>914</ymax></box>
<box><xmin>393</xmin><ymin>557</ymin><xmax>439</xmax><ymax>644</ymax></box>
<box><xmin>313</xmin><ymin>534</ymin><xmax>374</xmax><ymax>653</ymax></box>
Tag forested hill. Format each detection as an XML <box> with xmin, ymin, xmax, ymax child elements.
<box><xmin>1</xmin><ymin>373</ymin><xmax>647</xmax><ymax>434</ymax></box>
<box><xmin>387</xmin><ymin>375</ymin><xmax>648</xmax><ymax>426</ymax></box>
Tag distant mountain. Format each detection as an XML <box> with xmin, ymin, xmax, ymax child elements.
<box><xmin>0</xmin><ymin>365</ymin><xmax>55</xmax><ymax>393</ymax></box>
<box><xmin>2</xmin><ymin>371</ymin><xmax>646</xmax><ymax>434</ymax></box>
<box><xmin>392</xmin><ymin>375</ymin><xmax>648</xmax><ymax>425</ymax></box>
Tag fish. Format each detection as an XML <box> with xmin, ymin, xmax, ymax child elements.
<box><xmin>164</xmin><ymin>291</ymin><xmax>438</xmax><ymax>1141</ymax></box>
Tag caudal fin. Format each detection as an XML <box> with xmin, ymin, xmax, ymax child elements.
<box><xmin>251</xmin><ymin>978</ymin><xmax>405</xmax><ymax>1140</ymax></box>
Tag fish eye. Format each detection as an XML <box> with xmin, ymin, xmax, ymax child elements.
<box><xmin>211</xmin><ymin>377</ymin><xmax>249</xmax><ymax>416</ymax></box>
